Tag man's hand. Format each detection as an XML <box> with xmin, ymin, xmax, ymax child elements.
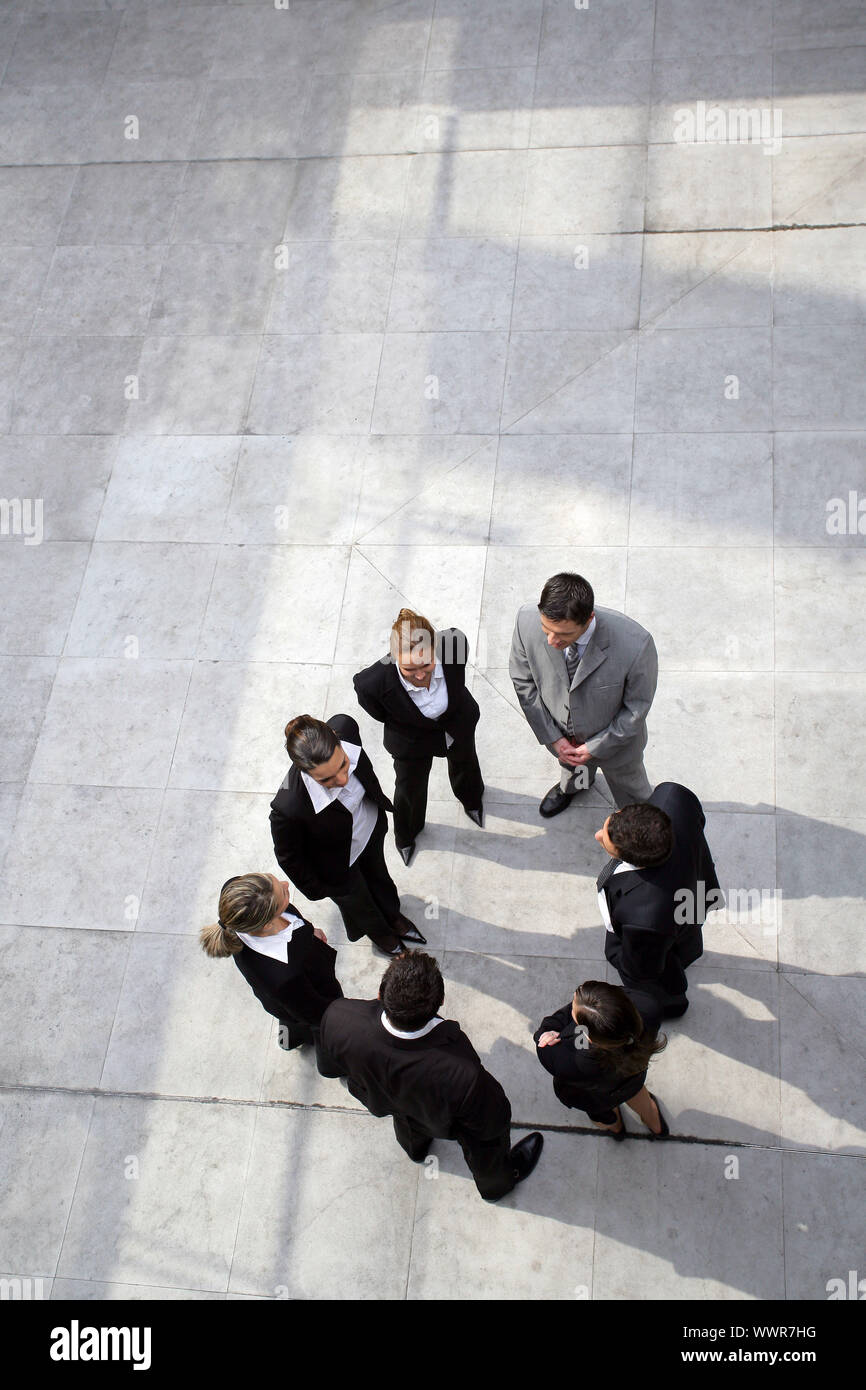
<box><xmin>571</xmin><ymin>742</ymin><xmax>592</xmax><ymax>765</ymax></box>
<box><xmin>537</xmin><ymin>1031</ymin><xmax>561</xmax><ymax>1048</ymax></box>
<box><xmin>313</xmin><ymin>928</ymin><xmax>328</xmax><ymax>943</ymax></box>
<box><xmin>550</xmin><ymin>736</ymin><xmax>581</xmax><ymax>765</ymax></box>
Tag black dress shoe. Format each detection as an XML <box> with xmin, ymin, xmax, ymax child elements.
<box><xmin>393</xmin><ymin>913</ymin><xmax>427</xmax><ymax>945</ymax></box>
<box><xmin>539</xmin><ymin>785</ymin><xmax>576</xmax><ymax>818</ymax></box>
<box><xmin>510</xmin><ymin>1131</ymin><xmax>544</xmax><ymax>1182</ymax></box>
<box><xmin>398</xmin><ymin>842</ymin><xmax>416</xmax><ymax>867</ymax></box>
<box><xmin>374</xmin><ymin>941</ymin><xmax>409</xmax><ymax>959</ymax></box>
<box><xmin>645</xmin><ymin>1092</ymin><xmax>670</xmax><ymax>1139</ymax></box>
<box><xmin>464</xmin><ymin>806</ymin><xmax>484</xmax><ymax>828</ymax></box>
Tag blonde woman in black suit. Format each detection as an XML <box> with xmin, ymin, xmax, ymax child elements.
<box><xmin>353</xmin><ymin>607</ymin><xmax>484</xmax><ymax>866</ymax></box>
<box><xmin>200</xmin><ymin>872</ymin><xmax>343</xmax><ymax>1051</ymax></box>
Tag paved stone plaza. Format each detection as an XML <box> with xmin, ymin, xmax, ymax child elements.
<box><xmin>1</xmin><ymin>0</ymin><xmax>865</xmax><ymax>1301</ymax></box>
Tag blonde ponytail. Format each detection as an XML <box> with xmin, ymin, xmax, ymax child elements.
<box><xmin>199</xmin><ymin>872</ymin><xmax>281</xmax><ymax>959</ymax></box>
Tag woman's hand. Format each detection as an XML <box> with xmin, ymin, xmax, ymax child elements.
<box><xmin>537</xmin><ymin>1031</ymin><xmax>561</xmax><ymax>1047</ymax></box>
<box><xmin>313</xmin><ymin>928</ymin><xmax>328</xmax><ymax>943</ymax></box>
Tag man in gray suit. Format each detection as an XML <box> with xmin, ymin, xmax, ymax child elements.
<box><xmin>509</xmin><ymin>573</ymin><xmax>657</xmax><ymax>816</ymax></box>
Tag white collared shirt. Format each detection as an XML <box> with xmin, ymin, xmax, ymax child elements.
<box><xmin>301</xmin><ymin>740</ymin><xmax>378</xmax><ymax>865</ymax></box>
<box><xmin>598</xmin><ymin>858</ymin><xmax>640</xmax><ymax>933</ymax></box>
<box><xmin>237</xmin><ymin>910</ymin><xmax>307</xmax><ymax>961</ymax></box>
<box><xmin>380</xmin><ymin>1011</ymin><xmax>443</xmax><ymax>1039</ymax></box>
<box><xmin>397</xmin><ymin>659</ymin><xmax>453</xmax><ymax>747</ymax></box>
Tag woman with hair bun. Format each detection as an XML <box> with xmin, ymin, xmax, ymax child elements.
<box><xmin>200</xmin><ymin>872</ymin><xmax>343</xmax><ymax>1051</ymax></box>
<box><xmin>352</xmin><ymin>607</ymin><xmax>484</xmax><ymax>867</ymax></box>
<box><xmin>534</xmin><ymin>980</ymin><xmax>669</xmax><ymax>1139</ymax></box>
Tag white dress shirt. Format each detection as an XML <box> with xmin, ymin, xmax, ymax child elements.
<box><xmin>381</xmin><ymin>1011</ymin><xmax>443</xmax><ymax>1039</ymax></box>
<box><xmin>397</xmin><ymin>659</ymin><xmax>453</xmax><ymax>747</ymax></box>
<box><xmin>301</xmin><ymin>740</ymin><xmax>378</xmax><ymax>865</ymax></box>
<box><xmin>598</xmin><ymin>858</ymin><xmax>640</xmax><ymax>933</ymax></box>
<box><xmin>237</xmin><ymin>910</ymin><xmax>307</xmax><ymax>960</ymax></box>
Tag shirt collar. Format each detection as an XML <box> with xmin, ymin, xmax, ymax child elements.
<box><xmin>237</xmin><ymin>910</ymin><xmax>306</xmax><ymax>957</ymax></box>
<box><xmin>576</xmin><ymin>615</ymin><xmax>596</xmax><ymax>652</ymax></box>
<box><xmin>301</xmin><ymin>740</ymin><xmax>361</xmax><ymax>813</ymax></box>
<box><xmin>380</xmin><ymin>1010</ymin><xmax>443</xmax><ymax>1039</ymax></box>
<box><xmin>396</xmin><ymin>659</ymin><xmax>444</xmax><ymax>696</ymax></box>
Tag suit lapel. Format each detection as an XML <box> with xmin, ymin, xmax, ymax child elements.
<box><xmin>571</xmin><ymin>619</ymin><xmax>608</xmax><ymax>689</ymax></box>
<box><xmin>441</xmin><ymin>652</ymin><xmax>462</xmax><ymax>703</ymax></box>
<box><xmin>543</xmin><ymin>633</ymin><xmax>571</xmax><ymax>694</ymax></box>
<box><xmin>608</xmin><ymin>869</ymin><xmax>644</xmax><ymax>899</ymax></box>
<box><xmin>353</xmin><ymin>747</ymin><xmax>381</xmax><ymax>802</ymax></box>
<box><xmin>541</xmin><ymin>620</ymin><xmax>609</xmax><ymax>693</ymax></box>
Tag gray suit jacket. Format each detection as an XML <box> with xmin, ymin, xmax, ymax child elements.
<box><xmin>509</xmin><ymin>603</ymin><xmax>658</xmax><ymax>766</ymax></box>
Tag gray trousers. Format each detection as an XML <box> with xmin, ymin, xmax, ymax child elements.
<box><xmin>554</xmin><ymin>748</ymin><xmax>652</xmax><ymax>809</ymax></box>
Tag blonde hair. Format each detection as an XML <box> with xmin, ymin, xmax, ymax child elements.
<box><xmin>199</xmin><ymin>872</ymin><xmax>281</xmax><ymax>959</ymax></box>
<box><xmin>390</xmin><ymin>607</ymin><xmax>436</xmax><ymax>664</ymax></box>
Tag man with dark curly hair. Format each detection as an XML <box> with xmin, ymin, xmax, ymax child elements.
<box><xmin>317</xmin><ymin>952</ymin><xmax>543</xmax><ymax>1201</ymax></box>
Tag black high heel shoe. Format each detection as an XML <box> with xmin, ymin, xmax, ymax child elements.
<box><xmin>645</xmin><ymin>1092</ymin><xmax>670</xmax><ymax>1139</ymax></box>
<box><xmin>393</xmin><ymin>913</ymin><xmax>427</xmax><ymax>945</ymax></box>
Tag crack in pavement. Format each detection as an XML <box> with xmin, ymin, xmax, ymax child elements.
<box><xmin>4</xmin><ymin>1081</ymin><xmax>862</xmax><ymax>1157</ymax></box>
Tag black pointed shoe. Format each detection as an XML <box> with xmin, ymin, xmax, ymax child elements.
<box><xmin>510</xmin><ymin>1131</ymin><xmax>544</xmax><ymax>1183</ymax></box>
<box><xmin>645</xmin><ymin>1092</ymin><xmax>670</xmax><ymax>1139</ymax></box>
<box><xmin>539</xmin><ymin>785</ymin><xmax>576</xmax><ymax>818</ymax></box>
<box><xmin>374</xmin><ymin>940</ymin><xmax>409</xmax><ymax>959</ymax></box>
<box><xmin>398</xmin><ymin>842</ymin><xmax>416</xmax><ymax>867</ymax></box>
<box><xmin>393</xmin><ymin>913</ymin><xmax>427</xmax><ymax>945</ymax></box>
<box><xmin>464</xmin><ymin>805</ymin><xmax>484</xmax><ymax>828</ymax></box>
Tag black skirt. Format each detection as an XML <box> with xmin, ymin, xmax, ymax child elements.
<box><xmin>552</xmin><ymin>1067</ymin><xmax>647</xmax><ymax>1114</ymax></box>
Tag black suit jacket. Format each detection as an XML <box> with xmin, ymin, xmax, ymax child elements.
<box><xmin>233</xmin><ymin>905</ymin><xmax>342</xmax><ymax>1042</ymax></box>
<box><xmin>603</xmin><ymin>781</ymin><xmax>722</xmax><ymax>1002</ymax></box>
<box><xmin>269</xmin><ymin>713</ymin><xmax>393</xmax><ymax>900</ymax></box>
<box><xmin>317</xmin><ymin>997</ymin><xmax>512</xmax><ymax>1143</ymax></box>
<box><xmin>533</xmin><ymin>1000</ymin><xmax>658</xmax><ymax>1111</ymax></box>
<box><xmin>353</xmin><ymin>627</ymin><xmax>480</xmax><ymax>761</ymax></box>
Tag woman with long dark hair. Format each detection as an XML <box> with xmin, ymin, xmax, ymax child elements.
<box><xmin>200</xmin><ymin>872</ymin><xmax>343</xmax><ymax>1051</ymax></box>
<box><xmin>534</xmin><ymin>980</ymin><xmax>669</xmax><ymax>1139</ymax></box>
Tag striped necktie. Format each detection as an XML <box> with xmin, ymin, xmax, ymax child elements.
<box><xmin>564</xmin><ymin>642</ymin><xmax>581</xmax><ymax>686</ymax></box>
<box><xmin>596</xmin><ymin>858</ymin><xmax>619</xmax><ymax>893</ymax></box>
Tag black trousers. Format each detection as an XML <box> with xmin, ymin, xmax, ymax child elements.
<box><xmin>609</xmin><ymin>927</ymin><xmax>703</xmax><ymax>1018</ymax></box>
<box><xmin>329</xmin><ymin>809</ymin><xmax>402</xmax><ymax>951</ymax></box>
<box><xmin>392</xmin><ymin>1113</ymin><xmax>516</xmax><ymax>1202</ymax></box>
<box><xmin>392</xmin><ymin>739</ymin><xmax>484</xmax><ymax>849</ymax></box>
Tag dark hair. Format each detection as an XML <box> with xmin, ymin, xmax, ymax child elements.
<box><xmin>538</xmin><ymin>572</ymin><xmax>594</xmax><ymax>625</ymax></box>
<box><xmin>607</xmin><ymin>803</ymin><xmax>673</xmax><ymax>868</ymax></box>
<box><xmin>284</xmin><ymin>714</ymin><xmax>338</xmax><ymax>772</ymax></box>
<box><xmin>380</xmin><ymin>951</ymin><xmax>445</xmax><ymax>1031</ymax></box>
<box><xmin>573</xmin><ymin>980</ymin><xmax>667</xmax><ymax>1078</ymax></box>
